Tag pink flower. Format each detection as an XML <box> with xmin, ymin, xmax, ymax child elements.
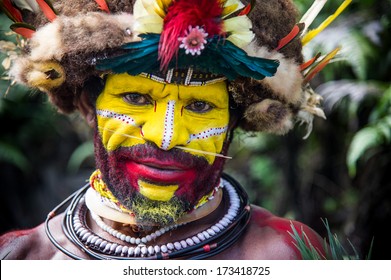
<box><xmin>179</xmin><ymin>26</ymin><xmax>208</xmax><ymax>56</ymax></box>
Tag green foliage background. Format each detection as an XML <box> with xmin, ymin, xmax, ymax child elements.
<box><xmin>1</xmin><ymin>0</ymin><xmax>390</xmax><ymax>259</ymax></box>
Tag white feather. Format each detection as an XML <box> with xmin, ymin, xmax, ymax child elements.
<box><xmin>300</xmin><ymin>0</ymin><xmax>328</xmax><ymax>35</ymax></box>
<box><xmin>243</xmin><ymin>42</ymin><xmax>304</xmax><ymax>105</ymax></box>
<box><xmin>12</xmin><ymin>0</ymin><xmax>40</xmax><ymax>13</ymax></box>
<box><xmin>224</xmin><ymin>16</ymin><xmax>254</xmax><ymax>48</ymax></box>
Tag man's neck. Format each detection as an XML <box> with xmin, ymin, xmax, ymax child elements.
<box><xmin>84</xmin><ymin>189</ymin><xmax>229</xmax><ymax>246</ymax></box>
<box><xmin>85</xmin><ymin>186</ymin><xmax>224</xmax><ymax>226</ymax></box>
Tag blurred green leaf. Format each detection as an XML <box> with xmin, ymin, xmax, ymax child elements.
<box><xmin>0</xmin><ymin>140</ymin><xmax>30</xmax><ymax>172</ymax></box>
<box><xmin>343</xmin><ymin>31</ymin><xmax>377</xmax><ymax>80</ymax></box>
<box><xmin>347</xmin><ymin>116</ymin><xmax>391</xmax><ymax>176</ymax></box>
<box><xmin>67</xmin><ymin>140</ymin><xmax>94</xmax><ymax>173</ymax></box>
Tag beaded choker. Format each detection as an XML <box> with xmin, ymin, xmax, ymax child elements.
<box><xmin>45</xmin><ymin>173</ymin><xmax>251</xmax><ymax>260</ymax></box>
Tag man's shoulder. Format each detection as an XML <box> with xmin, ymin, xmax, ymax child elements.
<box><xmin>0</xmin><ymin>224</ymin><xmax>46</xmax><ymax>259</ymax></box>
<box><xmin>0</xmin><ymin>214</ymin><xmax>76</xmax><ymax>260</ymax></box>
<box><xmin>243</xmin><ymin>205</ymin><xmax>326</xmax><ymax>259</ymax></box>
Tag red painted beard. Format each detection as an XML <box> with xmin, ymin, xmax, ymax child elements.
<box><xmin>94</xmin><ymin>133</ymin><xmax>228</xmax><ymax>216</ymax></box>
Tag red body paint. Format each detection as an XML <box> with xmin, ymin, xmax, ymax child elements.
<box><xmin>251</xmin><ymin>208</ymin><xmax>326</xmax><ymax>259</ymax></box>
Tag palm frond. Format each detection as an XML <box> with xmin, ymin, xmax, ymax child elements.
<box><xmin>290</xmin><ymin>218</ymin><xmax>370</xmax><ymax>260</ymax></box>
<box><xmin>289</xmin><ymin>222</ymin><xmax>325</xmax><ymax>260</ymax></box>
<box><xmin>0</xmin><ymin>141</ymin><xmax>30</xmax><ymax>172</ymax></box>
<box><xmin>67</xmin><ymin>140</ymin><xmax>94</xmax><ymax>173</ymax></box>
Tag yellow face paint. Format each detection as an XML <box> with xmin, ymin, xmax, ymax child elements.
<box><xmin>138</xmin><ymin>180</ymin><xmax>179</xmax><ymax>201</ymax></box>
<box><xmin>96</xmin><ymin>73</ymin><xmax>230</xmax><ymax>164</ymax></box>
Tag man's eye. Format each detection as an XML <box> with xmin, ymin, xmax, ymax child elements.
<box><xmin>186</xmin><ymin>101</ymin><xmax>213</xmax><ymax>113</ymax></box>
<box><xmin>123</xmin><ymin>93</ymin><xmax>151</xmax><ymax>105</ymax></box>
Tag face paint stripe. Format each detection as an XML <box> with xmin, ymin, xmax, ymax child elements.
<box><xmin>96</xmin><ymin>109</ymin><xmax>137</xmax><ymax>127</ymax></box>
<box><xmin>161</xmin><ymin>100</ymin><xmax>176</xmax><ymax>150</ymax></box>
<box><xmin>188</xmin><ymin>126</ymin><xmax>228</xmax><ymax>143</ymax></box>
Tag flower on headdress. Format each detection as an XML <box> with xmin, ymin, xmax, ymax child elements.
<box><xmin>133</xmin><ymin>0</ymin><xmax>255</xmax><ymax>69</ymax></box>
<box><xmin>178</xmin><ymin>26</ymin><xmax>208</xmax><ymax>56</ymax></box>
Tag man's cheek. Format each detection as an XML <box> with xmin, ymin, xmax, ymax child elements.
<box><xmin>185</xmin><ymin>132</ymin><xmax>227</xmax><ymax>164</ymax></box>
<box><xmin>97</xmin><ymin>115</ymin><xmax>144</xmax><ymax>151</ymax></box>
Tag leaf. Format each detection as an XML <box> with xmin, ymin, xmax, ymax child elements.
<box><xmin>343</xmin><ymin>31</ymin><xmax>377</xmax><ymax>80</ymax></box>
<box><xmin>67</xmin><ymin>140</ymin><xmax>94</xmax><ymax>173</ymax></box>
<box><xmin>347</xmin><ymin>117</ymin><xmax>391</xmax><ymax>177</ymax></box>
<box><xmin>322</xmin><ymin>218</ymin><xmax>360</xmax><ymax>260</ymax></box>
<box><xmin>288</xmin><ymin>222</ymin><xmax>324</xmax><ymax>260</ymax></box>
<box><xmin>369</xmin><ymin>85</ymin><xmax>391</xmax><ymax>121</ymax></box>
<box><xmin>290</xmin><ymin>218</ymin><xmax>365</xmax><ymax>260</ymax></box>
<box><xmin>0</xmin><ymin>141</ymin><xmax>30</xmax><ymax>172</ymax></box>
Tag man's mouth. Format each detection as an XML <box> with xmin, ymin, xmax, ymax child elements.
<box><xmin>125</xmin><ymin>160</ymin><xmax>197</xmax><ymax>184</ymax></box>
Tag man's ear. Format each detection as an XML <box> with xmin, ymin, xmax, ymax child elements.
<box><xmin>76</xmin><ymin>90</ymin><xmax>95</xmax><ymax>127</ymax></box>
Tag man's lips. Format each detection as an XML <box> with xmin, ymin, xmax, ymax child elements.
<box><xmin>125</xmin><ymin>160</ymin><xmax>197</xmax><ymax>183</ymax></box>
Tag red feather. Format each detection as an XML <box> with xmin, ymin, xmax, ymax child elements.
<box><xmin>238</xmin><ymin>0</ymin><xmax>255</xmax><ymax>16</ymax></box>
<box><xmin>275</xmin><ymin>23</ymin><xmax>304</xmax><ymax>51</ymax></box>
<box><xmin>11</xmin><ymin>26</ymin><xmax>36</xmax><ymax>39</ymax></box>
<box><xmin>94</xmin><ymin>0</ymin><xmax>110</xmax><ymax>13</ymax></box>
<box><xmin>36</xmin><ymin>0</ymin><xmax>57</xmax><ymax>22</ymax></box>
<box><xmin>303</xmin><ymin>48</ymin><xmax>340</xmax><ymax>84</ymax></box>
<box><xmin>300</xmin><ymin>52</ymin><xmax>321</xmax><ymax>71</ymax></box>
<box><xmin>1</xmin><ymin>0</ymin><xmax>23</xmax><ymax>22</ymax></box>
<box><xmin>159</xmin><ymin>0</ymin><xmax>225</xmax><ymax>71</ymax></box>
<box><xmin>238</xmin><ymin>4</ymin><xmax>251</xmax><ymax>16</ymax></box>
<box><xmin>10</xmin><ymin>23</ymin><xmax>36</xmax><ymax>38</ymax></box>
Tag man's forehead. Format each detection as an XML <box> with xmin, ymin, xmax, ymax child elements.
<box><xmin>104</xmin><ymin>73</ymin><xmax>229</xmax><ymax>100</ymax></box>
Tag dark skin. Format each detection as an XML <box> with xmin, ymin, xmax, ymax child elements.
<box><xmin>0</xmin><ymin>91</ymin><xmax>326</xmax><ymax>260</ymax></box>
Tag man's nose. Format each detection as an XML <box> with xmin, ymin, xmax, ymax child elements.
<box><xmin>141</xmin><ymin>100</ymin><xmax>190</xmax><ymax>150</ymax></box>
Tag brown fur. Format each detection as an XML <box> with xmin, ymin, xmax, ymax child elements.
<box><xmin>23</xmin><ymin>0</ymin><xmax>136</xmax><ymax>28</ymax></box>
<box><xmin>242</xmin><ymin>99</ymin><xmax>293</xmax><ymax>134</ymax></box>
<box><xmin>246</xmin><ymin>0</ymin><xmax>303</xmax><ymax>64</ymax></box>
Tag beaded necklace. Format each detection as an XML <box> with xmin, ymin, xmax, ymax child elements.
<box><xmin>45</xmin><ymin>173</ymin><xmax>251</xmax><ymax>260</ymax></box>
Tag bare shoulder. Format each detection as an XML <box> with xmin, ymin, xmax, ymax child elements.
<box><xmin>214</xmin><ymin>205</ymin><xmax>326</xmax><ymax>259</ymax></box>
<box><xmin>1</xmin><ymin>223</ymin><xmax>52</xmax><ymax>259</ymax></box>
<box><xmin>0</xmin><ymin>214</ymin><xmax>85</xmax><ymax>260</ymax></box>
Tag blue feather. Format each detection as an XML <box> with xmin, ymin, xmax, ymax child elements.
<box><xmin>96</xmin><ymin>34</ymin><xmax>159</xmax><ymax>74</ymax></box>
<box><xmin>96</xmin><ymin>34</ymin><xmax>280</xmax><ymax>81</ymax></box>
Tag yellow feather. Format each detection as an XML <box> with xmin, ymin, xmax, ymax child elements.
<box><xmin>302</xmin><ymin>0</ymin><xmax>352</xmax><ymax>46</ymax></box>
<box><xmin>222</xmin><ymin>0</ymin><xmax>244</xmax><ymax>17</ymax></box>
<box><xmin>222</xmin><ymin>4</ymin><xmax>239</xmax><ymax>17</ymax></box>
<box><xmin>134</xmin><ymin>15</ymin><xmax>163</xmax><ymax>33</ymax></box>
<box><xmin>154</xmin><ymin>0</ymin><xmax>170</xmax><ymax>18</ymax></box>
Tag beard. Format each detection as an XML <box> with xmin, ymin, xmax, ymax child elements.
<box><xmin>94</xmin><ymin>132</ymin><xmax>228</xmax><ymax>226</ymax></box>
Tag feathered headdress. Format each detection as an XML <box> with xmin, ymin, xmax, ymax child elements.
<box><xmin>1</xmin><ymin>0</ymin><xmax>351</xmax><ymax>137</ymax></box>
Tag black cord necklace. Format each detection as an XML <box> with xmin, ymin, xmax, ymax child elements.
<box><xmin>45</xmin><ymin>173</ymin><xmax>251</xmax><ymax>260</ymax></box>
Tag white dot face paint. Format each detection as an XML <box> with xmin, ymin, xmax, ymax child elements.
<box><xmin>161</xmin><ymin>100</ymin><xmax>176</xmax><ymax>150</ymax></box>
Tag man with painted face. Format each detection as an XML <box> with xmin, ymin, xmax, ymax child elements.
<box><xmin>94</xmin><ymin>74</ymin><xmax>231</xmax><ymax>226</ymax></box>
<box><xmin>0</xmin><ymin>0</ymin><xmax>345</xmax><ymax>259</ymax></box>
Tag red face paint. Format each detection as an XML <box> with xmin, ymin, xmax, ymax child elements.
<box><xmin>94</xmin><ymin>134</ymin><xmax>227</xmax><ymax>212</ymax></box>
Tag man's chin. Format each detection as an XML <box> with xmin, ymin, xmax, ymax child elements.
<box><xmin>129</xmin><ymin>193</ymin><xmax>189</xmax><ymax>227</ymax></box>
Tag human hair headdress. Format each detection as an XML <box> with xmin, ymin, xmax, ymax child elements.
<box><xmin>1</xmin><ymin>0</ymin><xmax>351</xmax><ymax>137</ymax></box>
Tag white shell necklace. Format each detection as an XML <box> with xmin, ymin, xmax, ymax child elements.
<box><xmin>71</xmin><ymin>177</ymin><xmax>242</xmax><ymax>258</ymax></box>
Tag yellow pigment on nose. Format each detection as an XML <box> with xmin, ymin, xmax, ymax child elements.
<box><xmin>138</xmin><ymin>180</ymin><xmax>179</xmax><ymax>201</ymax></box>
